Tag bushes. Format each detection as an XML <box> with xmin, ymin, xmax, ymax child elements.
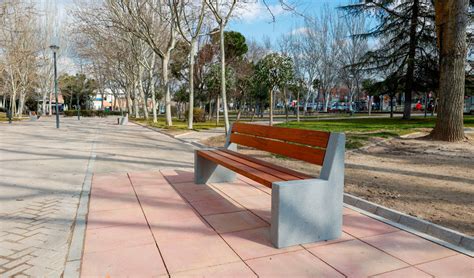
<box><xmin>193</xmin><ymin>108</ymin><xmax>206</xmax><ymax>122</ymax></box>
<box><xmin>63</xmin><ymin>110</ymin><xmax>124</xmax><ymax>117</ymax></box>
<box><xmin>186</xmin><ymin>108</ymin><xmax>206</xmax><ymax>122</ymax></box>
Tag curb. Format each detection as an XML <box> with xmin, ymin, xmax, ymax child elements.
<box><xmin>63</xmin><ymin>132</ymin><xmax>98</xmax><ymax>277</ymax></box>
<box><xmin>131</xmin><ymin>121</ymin><xmax>207</xmax><ymax>149</ymax></box>
<box><xmin>344</xmin><ymin>194</ymin><xmax>474</xmax><ymax>256</ymax></box>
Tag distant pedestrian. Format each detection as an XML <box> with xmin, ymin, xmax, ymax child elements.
<box><xmin>416</xmin><ymin>102</ymin><xmax>422</xmax><ymax>111</ymax></box>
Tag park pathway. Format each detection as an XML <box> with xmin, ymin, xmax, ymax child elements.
<box><xmin>0</xmin><ymin>117</ymin><xmax>194</xmax><ymax>277</ymax></box>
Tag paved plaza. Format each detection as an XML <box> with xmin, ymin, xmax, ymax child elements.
<box><xmin>82</xmin><ymin>170</ymin><xmax>472</xmax><ymax>277</ymax></box>
<box><xmin>0</xmin><ymin>117</ymin><xmax>473</xmax><ymax>277</ymax></box>
<box><xmin>0</xmin><ymin>117</ymin><xmax>194</xmax><ymax>277</ymax></box>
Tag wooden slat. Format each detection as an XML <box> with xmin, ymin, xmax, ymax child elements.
<box><xmin>211</xmin><ymin>150</ymin><xmax>303</xmax><ymax>181</ymax></box>
<box><xmin>197</xmin><ymin>150</ymin><xmax>283</xmax><ymax>187</ymax></box>
<box><xmin>220</xmin><ymin>149</ymin><xmax>312</xmax><ymax>180</ymax></box>
<box><xmin>232</xmin><ymin>122</ymin><xmax>330</xmax><ymax>149</ymax></box>
<box><xmin>230</xmin><ymin>133</ymin><xmax>326</xmax><ymax>165</ymax></box>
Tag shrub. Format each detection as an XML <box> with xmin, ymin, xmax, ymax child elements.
<box><xmin>193</xmin><ymin>108</ymin><xmax>206</xmax><ymax>122</ymax></box>
<box><xmin>64</xmin><ymin>110</ymin><xmax>76</xmax><ymax>117</ymax></box>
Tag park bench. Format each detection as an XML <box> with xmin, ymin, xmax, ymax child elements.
<box><xmin>195</xmin><ymin>122</ymin><xmax>345</xmax><ymax>248</ymax></box>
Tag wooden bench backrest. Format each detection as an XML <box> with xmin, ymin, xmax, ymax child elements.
<box><xmin>229</xmin><ymin>122</ymin><xmax>330</xmax><ymax>165</ymax></box>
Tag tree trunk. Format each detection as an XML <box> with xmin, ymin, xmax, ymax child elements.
<box><xmin>269</xmin><ymin>88</ymin><xmax>274</xmax><ymax>126</ymax></box>
<box><xmin>163</xmin><ymin>55</ymin><xmax>173</xmax><ymax>126</ymax></box>
<box><xmin>150</xmin><ymin>53</ymin><xmax>157</xmax><ymax>123</ymax></box>
<box><xmin>219</xmin><ymin>25</ymin><xmax>230</xmax><ymax>134</ymax></box>
<box><xmin>297</xmin><ymin>91</ymin><xmax>300</xmax><ymax>122</ymax></box>
<box><xmin>188</xmin><ymin>39</ymin><xmax>197</xmax><ymax>129</ymax></box>
<box><xmin>431</xmin><ymin>0</ymin><xmax>468</xmax><ymax>141</ymax></box>
<box><xmin>49</xmin><ymin>92</ymin><xmax>53</xmax><ymax>116</ymax></box>
<box><xmin>216</xmin><ymin>96</ymin><xmax>220</xmax><ymax>125</ymax></box>
<box><xmin>323</xmin><ymin>92</ymin><xmax>330</xmax><ymax>112</ymax></box>
<box><xmin>138</xmin><ymin>66</ymin><xmax>149</xmax><ymax>120</ymax></box>
<box><xmin>390</xmin><ymin>95</ymin><xmax>394</xmax><ymax>118</ymax></box>
<box><xmin>403</xmin><ymin>0</ymin><xmax>419</xmax><ymax>119</ymax></box>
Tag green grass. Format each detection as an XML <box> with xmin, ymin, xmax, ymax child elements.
<box><xmin>132</xmin><ymin>117</ymin><xmax>225</xmax><ymax>131</ymax></box>
<box><xmin>278</xmin><ymin>115</ymin><xmax>474</xmax><ymax>149</ymax></box>
<box><xmin>0</xmin><ymin>112</ymin><xmax>20</xmax><ymax>122</ymax></box>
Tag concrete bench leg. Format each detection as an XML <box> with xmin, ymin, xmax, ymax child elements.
<box><xmin>194</xmin><ymin>150</ymin><xmax>236</xmax><ymax>184</ymax></box>
<box><xmin>270</xmin><ymin>179</ymin><xmax>343</xmax><ymax>248</ymax></box>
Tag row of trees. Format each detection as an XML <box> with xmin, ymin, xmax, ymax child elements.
<box><xmin>70</xmin><ymin>1</ymin><xmax>373</xmax><ymax>130</ymax></box>
<box><xmin>0</xmin><ymin>1</ymin><xmax>470</xmax><ymax>142</ymax></box>
<box><xmin>0</xmin><ymin>0</ymin><xmax>56</xmax><ymax>116</ymax></box>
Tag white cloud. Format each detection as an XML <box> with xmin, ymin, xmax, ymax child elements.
<box><xmin>234</xmin><ymin>2</ymin><xmax>287</xmax><ymax>23</ymax></box>
<box><xmin>290</xmin><ymin>27</ymin><xmax>309</xmax><ymax>35</ymax></box>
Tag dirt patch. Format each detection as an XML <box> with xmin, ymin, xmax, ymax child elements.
<box><xmin>201</xmin><ymin>133</ymin><xmax>474</xmax><ymax>236</ymax></box>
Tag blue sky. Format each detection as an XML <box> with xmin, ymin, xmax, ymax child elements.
<box><xmin>55</xmin><ymin>0</ymin><xmax>349</xmax><ymax>44</ymax></box>
<box><xmin>229</xmin><ymin>0</ymin><xmax>349</xmax><ymax>45</ymax></box>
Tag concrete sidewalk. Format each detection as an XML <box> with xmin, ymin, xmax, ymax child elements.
<box><xmin>0</xmin><ymin>117</ymin><xmax>195</xmax><ymax>277</ymax></box>
<box><xmin>81</xmin><ymin>170</ymin><xmax>472</xmax><ymax>277</ymax></box>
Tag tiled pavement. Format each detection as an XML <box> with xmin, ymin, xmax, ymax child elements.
<box><xmin>82</xmin><ymin>170</ymin><xmax>474</xmax><ymax>277</ymax></box>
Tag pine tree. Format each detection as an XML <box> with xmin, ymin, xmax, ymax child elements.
<box><xmin>341</xmin><ymin>0</ymin><xmax>437</xmax><ymax>119</ymax></box>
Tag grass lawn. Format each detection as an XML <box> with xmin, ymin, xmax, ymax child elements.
<box><xmin>278</xmin><ymin>115</ymin><xmax>474</xmax><ymax>149</ymax></box>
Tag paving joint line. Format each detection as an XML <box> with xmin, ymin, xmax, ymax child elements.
<box><xmin>62</xmin><ymin>129</ymin><xmax>98</xmax><ymax>278</ymax></box>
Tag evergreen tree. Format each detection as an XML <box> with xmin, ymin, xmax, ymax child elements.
<box><xmin>342</xmin><ymin>0</ymin><xmax>437</xmax><ymax>119</ymax></box>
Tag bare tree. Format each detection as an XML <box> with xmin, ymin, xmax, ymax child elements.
<box><xmin>339</xmin><ymin>13</ymin><xmax>367</xmax><ymax>113</ymax></box>
<box><xmin>173</xmin><ymin>0</ymin><xmax>208</xmax><ymax>129</ymax></box>
<box><xmin>205</xmin><ymin>0</ymin><xmax>238</xmax><ymax>134</ymax></box>
<box><xmin>106</xmin><ymin>0</ymin><xmax>178</xmax><ymax>126</ymax></box>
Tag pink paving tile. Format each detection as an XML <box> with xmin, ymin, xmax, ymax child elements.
<box><xmin>158</xmin><ymin>233</ymin><xmax>241</xmax><ymax>274</ymax></box>
<box><xmin>179</xmin><ymin>188</ymin><xmax>224</xmax><ymax>203</ymax></box>
<box><xmin>150</xmin><ymin>215</ymin><xmax>216</xmax><ymax>243</ymax></box>
<box><xmin>191</xmin><ymin>196</ymin><xmax>244</xmax><ymax>216</ymax></box>
<box><xmin>139</xmin><ymin>197</ymin><xmax>200</xmax><ymax>223</ymax></box>
<box><xmin>134</xmin><ymin>185</ymin><xmax>183</xmax><ymax>201</ymax></box>
<box><xmin>83</xmin><ymin>224</ymin><xmax>154</xmax><ymax>253</ymax></box>
<box><xmin>302</xmin><ymin>232</ymin><xmax>355</xmax><ymax>249</ymax></box>
<box><xmin>172</xmin><ymin>262</ymin><xmax>256</xmax><ymax>277</ymax></box>
<box><xmin>246</xmin><ymin>249</ymin><xmax>344</xmax><ymax>278</ymax></box>
<box><xmin>81</xmin><ymin>243</ymin><xmax>167</xmax><ymax>277</ymax></box>
<box><xmin>86</xmin><ymin>206</ymin><xmax>147</xmax><ymax>230</ymax></box>
<box><xmin>343</xmin><ymin>213</ymin><xmax>399</xmax><ymax>238</ymax></box>
<box><xmin>308</xmin><ymin>239</ymin><xmax>408</xmax><ymax>277</ymax></box>
<box><xmin>416</xmin><ymin>254</ymin><xmax>474</xmax><ymax>277</ymax></box>
<box><xmin>222</xmin><ymin>227</ymin><xmax>302</xmax><ymax>260</ymax></box>
<box><xmin>363</xmin><ymin>230</ymin><xmax>457</xmax><ymax>264</ymax></box>
<box><xmin>211</xmin><ymin>181</ymin><xmax>267</xmax><ymax>199</ymax></box>
<box><xmin>161</xmin><ymin>169</ymin><xmax>194</xmax><ymax>184</ymax></box>
<box><xmin>251</xmin><ymin>208</ymin><xmax>271</xmax><ymax>223</ymax></box>
<box><xmin>372</xmin><ymin>267</ymin><xmax>433</xmax><ymax>278</ymax></box>
<box><xmin>88</xmin><ymin>192</ymin><xmax>138</xmax><ymax>212</ymax></box>
<box><xmin>235</xmin><ymin>194</ymin><xmax>271</xmax><ymax>210</ymax></box>
<box><xmin>172</xmin><ymin>182</ymin><xmax>214</xmax><ymax>194</ymax></box>
<box><xmin>204</xmin><ymin>211</ymin><xmax>268</xmax><ymax>233</ymax></box>
<box><xmin>343</xmin><ymin>207</ymin><xmax>359</xmax><ymax>215</ymax></box>
<box><xmin>128</xmin><ymin>171</ymin><xmax>169</xmax><ymax>187</ymax></box>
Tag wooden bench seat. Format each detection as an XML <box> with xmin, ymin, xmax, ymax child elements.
<box><xmin>197</xmin><ymin>149</ymin><xmax>312</xmax><ymax>188</ymax></box>
<box><xmin>194</xmin><ymin>122</ymin><xmax>346</xmax><ymax>248</ymax></box>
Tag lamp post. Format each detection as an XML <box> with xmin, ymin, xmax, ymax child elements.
<box><xmin>50</xmin><ymin>45</ymin><xmax>60</xmax><ymax>128</ymax></box>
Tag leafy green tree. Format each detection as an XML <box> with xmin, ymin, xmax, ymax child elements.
<box><xmin>212</xmin><ymin>31</ymin><xmax>249</xmax><ymax>65</ymax></box>
<box><xmin>255</xmin><ymin>53</ymin><xmax>295</xmax><ymax>126</ymax></box>
<box><xmin>59</xmin><ymin>74</ymin><xmax>97</xmax><ymax>111</ymax></box>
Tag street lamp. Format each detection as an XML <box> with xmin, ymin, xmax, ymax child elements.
<box><xmin>50</xmin><ymin>45</ymin><xmax>60</xmax><ymax>128</ymax></box>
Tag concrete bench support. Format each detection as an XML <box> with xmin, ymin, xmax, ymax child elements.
<box><xmin>194</xmin><ymin>144</ymin><xmax>237</xmax><ymax>184</ymax></box>
<box><xmin>270</xmin><ymin>133</ymin><xmax>345</xmax><ymax>248</ymax></box>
